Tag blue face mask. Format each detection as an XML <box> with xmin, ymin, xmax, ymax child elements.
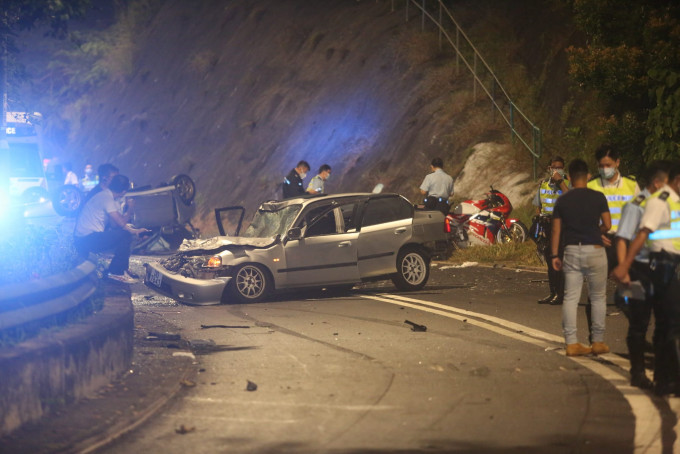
<box><xmin>599</xmin><ymin>167</ymin><xmax>616</xmax><ymax>180</ymax></box>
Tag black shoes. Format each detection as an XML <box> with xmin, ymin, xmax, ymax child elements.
<box><xmin>630</xmin><ymin>373</ymin><xmax>653</xmax><ymax>390</ymax></box>
<box><xmin>538</xmin><ymin>294</ymin><xmax>563</xmax><ymax>305</ymax></box>
<box><xmin>538</xmin><ymin>293</ymin><xmax>556</xmax><ymax>304</ymax></box>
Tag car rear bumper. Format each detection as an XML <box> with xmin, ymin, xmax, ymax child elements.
<box><xmin>144</xmin><ymin>262</ymin><xmax>230</xmax><ymax>306</ymax></box>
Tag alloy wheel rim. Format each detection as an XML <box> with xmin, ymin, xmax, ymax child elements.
<box><xmin>402</xmin><ymin>253</ymin><xmax>426</xmax><ymax>285</ymax></box>
<box><xmin>236</xmin><ymin>266</ymin><xmax>264</xmax><ymax>298</ymax></box>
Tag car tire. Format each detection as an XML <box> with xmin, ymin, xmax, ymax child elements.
<box><xmin>170</xmin><ymin>174</ymin><xmax>195</xmax><ymax>205</ymax></box>
<box><xmin>391</xmin><ymin>247</ymin><xmax>430</xmax><ymax>291</ymax></box>
<box><xmin>51</xmin><ymin>184</ymin><xmax>83</xmax><ymax>217</ymax></box>
<box><xmin>228</xmin><ymin>264</ymin><xmax>271</xmax><ymax>303</ymax></box>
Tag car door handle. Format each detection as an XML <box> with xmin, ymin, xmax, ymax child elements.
<box><xmin>338</xmin><ymin>241</ymin><xmax>351</xmax><ymax>247</ymax></box>
<box><xmin>394</xmin><ymin>227</ymin><xmax>407</xmax><ymax>234</ymax></box>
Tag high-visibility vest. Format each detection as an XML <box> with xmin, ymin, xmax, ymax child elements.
<box><xmin>587</xmin><ymin>176</ymin><xmax>637</xmax><ymax>231</ymax></box>
<box><xmin>646</xmin><ymin>191</ymin><xmax>680</xmax><ymax>253</ymax></box>
<box><xmin>538</xmin><ymin>180</ymin><xmax>566</xmax><ymax>216</ymax></box>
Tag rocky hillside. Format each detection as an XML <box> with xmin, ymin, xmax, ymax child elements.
<box><xmin>17</xmin><ymin>0</ymin><xmax>575</xmax><ymax>234</ymax></box>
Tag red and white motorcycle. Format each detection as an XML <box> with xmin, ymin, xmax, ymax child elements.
<box><xmin>445</xmin><ymin>186</ymin><xmax>528</xmax><ymax>250</ymax></box>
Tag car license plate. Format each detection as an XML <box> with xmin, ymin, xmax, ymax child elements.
<box><xmin>148</xmin><ymin>268</ymin><xmax>163</xmax><ymax>288</ymax></box>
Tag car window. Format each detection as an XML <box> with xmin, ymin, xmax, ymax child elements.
<box><xmin>305</xmin><ymin>205</ymin><xmax>338</xmax><ymax>237</ymax></box>
<box><xmin>361</xmin><ymin>196</ymin><xmax>413</xmax><ymax>227</ymax></box>
<box><xmin>242</xmin><ymin>205</ymin><xmax>301</xmax><ymax>238</ymax></box>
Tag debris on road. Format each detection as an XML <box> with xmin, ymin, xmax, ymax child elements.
<box><xmin>404</xmin><ymin>320</ymin><xmax>427</xmax><ymax>332</ymax></box>
<box><xmin>180</xmin><ymin>379</ymin><xmax>196</xmax><ymax>388</ymax></box>
<box><xmin>440</xmin><ymin>262</ymin><xmax>479</xmax><ymax>270</ymax></box>
<box><xmin>246</xmin><ymin>380</ymin><xmax>258</xmax><ymax>392</ymax></box>
<box><xmin>200</xmin><ymin>324</ymin><xmax>250</xmax><ymax>329</ymax></box>
<box><xmin>172</xmin><ymin>351</ymin><xmax>196</xmax><ymax>360</ymax></box>
<box><xmin>146</xmin><ymin>331</ymin><xmax>181</xmax><ymax>341</ymax></box>
<box><xmin>175</xmin><ymin>425</ymin><xmax>196</xmax><ymax>434</ymax></box>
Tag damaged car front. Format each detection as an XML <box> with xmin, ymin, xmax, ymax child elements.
<box><xmin>144</xmin><ymin>201</ymin><xmax>301</xmax><ymax>305</ymax></box>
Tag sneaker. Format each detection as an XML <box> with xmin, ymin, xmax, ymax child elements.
<box><xmin>124</xmin><ymin>270</ymin><xmax>140</xmax><ymax>280</ymax></box>
<box><xmin>108</xmin><ymin>273</ymin><xmax>137</xmax><ymax>284</ymax></box>
<box><xmin>566</xmin><ymin>343</ymin><xmax>592</xmax><ymax>357</ymax></box>
<box><xmin>591</xmin><ymin>342</ymin><xmax>610</xmax><ymax>355</ymax></box>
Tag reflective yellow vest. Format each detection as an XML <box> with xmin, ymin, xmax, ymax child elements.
<box><xmin>538</xmin><ymin>179</ymin><xmax>567</xmax><ymax>216</ymax></box>
<box><xmin>587</xmin><ymin>176</ymin><xmax>638</xmax><ymax>232</ymax></box>
<box><xmin>646</xmin><ymin>190</ymin><xmax>680</xmax><ymax>253</ymax></box>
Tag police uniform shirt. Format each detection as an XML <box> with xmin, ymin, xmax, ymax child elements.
<box><xmin>533</xmin><ymin>178</ymin><xmax>569</xmax><ymax>215</ymax></box>
<box><xmin>420</xmin><ymin>168</ymin><xmax>454</xmax><ymax>199</ymax></box>
<box><xmin>283</xmin><ymin>168</ymin><xmax>305</xmax><ymax>198</ymax></box>
<box><xmin>639</xmin><ymin>184</ymin><xmax>680</xmax><ymax>253</ymax></box>
<box><xmin>616</xmin><ymin>189</ymin><xmax>651</xmax><ymax>262</ymax></box>
<box><xmin>307</xmin><ymin>175</ymin><xmax>325</xmax><ymax>194</ymax></box>
<box><xmin>588</xmin><ymin>173</ymin><xmax>640</xmax><ymax>232</ymax></box>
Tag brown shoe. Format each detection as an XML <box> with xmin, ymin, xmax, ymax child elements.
<box><xmin>591</xmin><ymin>342</ymin><xmax>610</xmax><ymax>355</ymax></box>
<box><xmin>566</xmin><ymin>343</ymin><xmax>592</xmax><ymax>356</ymax></box>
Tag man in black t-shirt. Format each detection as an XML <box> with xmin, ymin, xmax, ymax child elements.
<box><xmin>282</xmin><ymin>160</ymin><xmax>310</xmax><ymax>199</ymax></box>
<box><xmin>551</xmin><ymin>159</ymin><xmax>611</xmax><ymax>357</ymax></box>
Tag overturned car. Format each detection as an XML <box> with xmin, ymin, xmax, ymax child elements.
<box><xmin>144</xmin><ymin>193</ymin><xmax>450</xmax><ymax>305</ymax></box>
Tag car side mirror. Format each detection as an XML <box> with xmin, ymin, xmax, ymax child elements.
<box><xmin>287</xmin><ymin>227</ymin><xmax>302</xmax><ymax>241</ymax></box>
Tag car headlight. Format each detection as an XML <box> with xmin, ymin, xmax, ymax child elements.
<box><xmin>206</xmin><ymin>255</ymin><xmax>222</xmax><ymax>268</ymax></box>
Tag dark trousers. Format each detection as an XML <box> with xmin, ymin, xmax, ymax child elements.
<box><xmin>74</xmin><ymin>229</ymin><xmax>133</xmax><ymax>275</ymax></box>
<box><xmin>649</xmin><ymin>252</ymin><xmax>680</xmax><ymax>389</ymax></box>
<box><xmin>425</xmin><ymin>197</ymin><xmax>450</xmax><ymax>215</ymax></box>
<box><xmin>620</xmin><ymin>261</ymin><xmax>653</xmax><ymax>377</ymax></box>
<box><xmin>537</xmin><ymin>216</ymin><xmax>563</xmax><ymax>297</ymax></box>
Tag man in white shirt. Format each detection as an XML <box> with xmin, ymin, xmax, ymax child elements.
<box><xmin>420</xmin><ymin>157</ymin><xmax>454</xmax><ymax>214</ymax></box>
<box><xmin>74</xmin><ymin>174</ymin><xmax>148</xmax><ymax>283</ymax></box>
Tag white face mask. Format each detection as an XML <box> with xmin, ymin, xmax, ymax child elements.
<box><xmin>299</xmin><ymin>172</ymin><xmax>307</xmax><ymax>180</ymax></box>
<box><xmin>599</xmin><ymin>167</ymin><xmax>616</xmax><ymax>180</ymax></box>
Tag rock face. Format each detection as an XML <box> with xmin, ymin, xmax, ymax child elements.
<box><xmin>453</xmin><ymin>142</ymin><xmax>536</xmax><ymax>208</ymax></box>
<box><xmin>24</xmin><ymin>0</ymin><xmax>511</xmax><ymax>234</ymax></box>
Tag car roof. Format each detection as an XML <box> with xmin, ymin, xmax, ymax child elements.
<box><xmin>259</xmin><ymin>193</ymin><xmax>406</xmax><ymax>210</ymax></box>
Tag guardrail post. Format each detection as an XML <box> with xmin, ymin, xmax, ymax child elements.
<box><xmin>405</xmin><ymin>0</ymin><xmax>409</xmax><ymax>22</ymax></box>
<box><xmin>510</xmin><ymin>102</ymin><xmax>515</xmax><ymax>143</ymax></box>
<box><xmin>456</xmin><ymin>28</ymin><xmax>460</xmax><ymax>74</ymax></box>
<box><xmin>421</xmin><ymin>0</ymin><xmax>425</xmax><ymax>31</ymax></box>
<box><xmin>491</xmin><ymin>80</ymin><xmax>496</xmax><ymax>121</ymax></box>
<box><xmin>391</xmin><ymin>0</ymin><xmax>395</xmax><ymax>12</ymax></box>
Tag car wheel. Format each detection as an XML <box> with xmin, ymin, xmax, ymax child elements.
<box><xmin>21</xmin><ymin>186</ymin><xmax>50</xmax><ymax>204</ymax></box>
<box><xmin>496</xmin><ymin>221</ymin><xmax>529</xmax><ymax>244</ymax></box>
<box><xmin>51</xmin><ymin>185</ymin><xmax>83</xmax><ymax>217</ymax></box>
<box><xmin>228</xmin><ymin>264</ymin><xmax>271</xmax><ymax>303</ymax></box>
<box><xmin>391</xmin><ymin>247</ymin><xmax>430</xmax><ymax>291</ymax></box>
<box><xmin>170</xmin><ymin>174</ymin><xmax>195</xmax><ymax>205</ymax></box>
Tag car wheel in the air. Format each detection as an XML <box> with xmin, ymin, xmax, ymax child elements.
<box><xmin>51</xmin><ymin>184</ymin><xmax>83</xmax><ymax>217</ymax></box>
<box><xmin>170</xmin><ymin>174</ymin><xmax>195</xmax><ymax>205</ymax></box>
<box><xmin>391</xmin><ymin>247</ymin><xmax>430</xmax><ymax>291</ymax></box>
<box><xmin>228</xmin><ymin>264</ymin><xmax>271</xmax><ymax>303</ymax></box>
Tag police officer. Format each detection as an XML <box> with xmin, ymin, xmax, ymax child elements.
<box><xmin>612</xmin><ymin>160</ymin><xmax>680</xmax><ymax>395</ymax></box>
<box><xmin>282</xmin><ymin>160</ymin><xmax>310</xmax><ymax>199</ymax></box>
<box><xmin>307</xmin><ymin>164</ymin><xmax>331</xmax><ymax>195</ymax></box>
<box><xmin>611</xmin><ymin>161</ymin><xmax>669</xmax><ymax>389</ymax></box>
<box><xmin>533</xmin><ymin>156</ymin><xmax>569</xmax><ymax>305</ymax></box>
<box><xmin>420</xmin><ymin>157</ymin><xmax>454</xmax><ymax>215</ymax></box>
<box><xmin>587</xmin><ymin>144</ymin><xmax>640</xmax><ymax>269</ymax></box>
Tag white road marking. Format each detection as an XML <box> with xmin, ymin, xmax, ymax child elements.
<box><xmin>360</xmin><ymin>293</ymin><xmax>664</xmax><ymax>454</ymax></box>
<box><xmin>184</xmin><ymin>397</ymin><xmax>397</xmax><ymax>411</ymax></box>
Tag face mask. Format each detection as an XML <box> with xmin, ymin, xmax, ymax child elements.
<box><xmin>85</xmin><ymin>168</ymin><xmax>93</xmax><ymax>176</ymax></box>
<box><xmin>299</xmin><ymin>172</ymin><xmax>307</xmax><ymax>179</ymax></box>
<box><xmin>599</xmin><ymin>167</ymin><xmax>616</xmax><ymax>180</ymax></box>
<box><xmin>551</xmin><ymin>168</ymin><xmax>565</xmax><ymax>178</ymax></box>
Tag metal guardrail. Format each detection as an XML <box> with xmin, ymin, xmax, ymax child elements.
<box><xmin>0</xmin><ymin>260</ymin><xmax>98</xmax><ymax>331</ymax></box>
<box><xmin>397</xmin><ymin>0</ymin><xmax>542</xmax><ymax>178</ymax></box>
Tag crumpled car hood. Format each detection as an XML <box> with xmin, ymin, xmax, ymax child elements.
<box><xmin>159</xmin><ymin>236</ymin><xmax>279</xmax><ymax>277</ymax></box>
<box><xmin>178</xmin><ymin>236</ymin><xmax>278</xmax><ymax>253</ymax></box>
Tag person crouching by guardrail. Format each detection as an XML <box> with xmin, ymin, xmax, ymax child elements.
<box><xmin>73</xmin><ymin>174</ymin><xmax>150</xmax><ymax>284</ymax></box>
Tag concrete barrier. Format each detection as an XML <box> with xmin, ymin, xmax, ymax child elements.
<box><xmin>0</xmin><ymin>283</ymin><xmax>133</xmax><ymax>436</ymax></box>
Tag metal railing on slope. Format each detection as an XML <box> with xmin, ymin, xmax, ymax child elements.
<box><xmin>395</xmin><ymin>0</ymin><xmax>542</xmax><ymax>178</ymax></box>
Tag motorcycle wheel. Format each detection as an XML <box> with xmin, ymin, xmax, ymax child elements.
<box><xmin>496</xmin><ymin>221</ymin><xmax>529</xmax><ymax>244</ymax></box>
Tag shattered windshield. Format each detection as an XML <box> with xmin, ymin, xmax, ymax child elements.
<box><xmin>241</xmin><ymin>204</ymin><xmax>301</xmax><ymax>238</ymax></box>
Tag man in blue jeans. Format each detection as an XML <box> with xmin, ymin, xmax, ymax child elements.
<box><xmin>550</xmin><ymin>159</ymin><xmax>612</xmax><ymax>356</ymax></box>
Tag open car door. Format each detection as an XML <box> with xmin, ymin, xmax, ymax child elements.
<box><xmin>214</xmin><ymin>206</ymin><xmax>246</xmax><ymax>236</ymax></box>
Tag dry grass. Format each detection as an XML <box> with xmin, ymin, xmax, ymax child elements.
<box><xmin>446</xmin><ymin>240</ymin><xmax>543</xmax><ymax>268</ymax></box>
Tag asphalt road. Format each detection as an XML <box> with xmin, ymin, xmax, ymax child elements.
<box><xmin>97</xmin><ymin>257</ymin><xmax>679</xmax><ymax>454</ymax></box>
